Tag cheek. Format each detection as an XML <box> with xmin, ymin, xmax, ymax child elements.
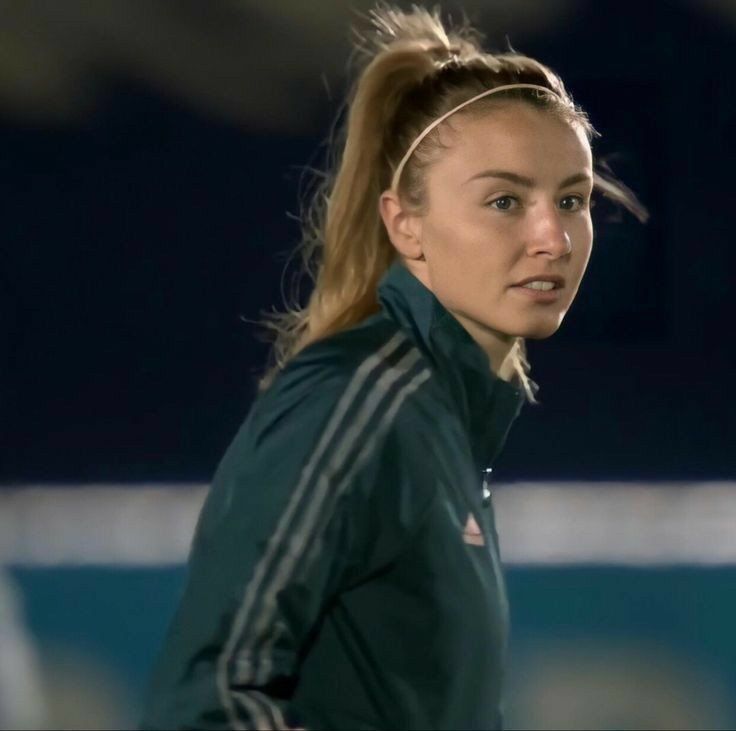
<box><xmin>427</xmin><ymin>208</ymin><xmax>504</xmax><ymax>262</ymax></box>
<box><xmin>423</xmin><ymin>207</ymin><xmax>514</xmax><ymax>289</ymax></box>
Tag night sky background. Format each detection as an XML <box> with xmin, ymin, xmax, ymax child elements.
<box><xmin>1</xmin><ymin>0</ymin><xmax>734</xmax><ymax>485</ymax></box>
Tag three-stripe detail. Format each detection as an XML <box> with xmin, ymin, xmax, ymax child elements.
<box><xmin>216</xmin><ymin>331</ymin><xmax>431</xmax><ymax>730</ymax></box>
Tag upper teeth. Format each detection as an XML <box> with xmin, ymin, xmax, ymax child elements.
<box><xmin>522</xmin><ymin>281</ymin><xmax>556</xmax><ymax>291</ymax></box>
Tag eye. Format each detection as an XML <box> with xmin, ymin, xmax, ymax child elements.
<box><xmin>560</xmin><ymin>194</ymin><xmax>590</xmax><ymax>211</ymax></box>
<box><xmin>486</xmin><ymin>194</ymin><xmax>594</xmax><ymax>212</ymax></box>
<box><xmin>486</xmin><ymin>195</ymin><xmax>519</xmax><ymax>211</ymax></box>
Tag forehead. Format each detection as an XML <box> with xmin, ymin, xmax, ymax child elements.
<box><xmin>432</xmin><ymin>103</ymin><xmax>592</xmax><ymax>185</ymax></box>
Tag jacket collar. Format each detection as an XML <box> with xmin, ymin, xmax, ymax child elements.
<box><xmin>377</xmin><ymin>260</ymin><xmax>525</xmax><ymax>471</ymax></box>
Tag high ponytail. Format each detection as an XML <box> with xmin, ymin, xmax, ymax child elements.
<box><xmin>251</xmin><ymin>3</ymin><xmax>648</xmax><ymax>401</ymax></box>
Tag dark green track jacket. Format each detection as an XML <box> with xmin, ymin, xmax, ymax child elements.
<box><xmin>141</xmin><ymin>260</ymin><xmax>526</xmax><ymax>731</ymax></box>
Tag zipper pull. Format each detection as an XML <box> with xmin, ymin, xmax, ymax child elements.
<box><xmin>481</xmin><ymin>467</ymin><xmax>493</xmax><ymax>507</ymax></box>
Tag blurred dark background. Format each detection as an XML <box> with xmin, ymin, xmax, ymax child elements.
<box><xmin>1</xmin><ymin>0</ymin><xmax>734</xmax><ymax>485</ymax></box>
<box><xmin>1</xmin><ymin>2</ymin><xmax>735</xmax><ymax>728</ymax></box>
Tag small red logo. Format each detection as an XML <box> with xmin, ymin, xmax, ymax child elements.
<box><xmin>462</xmin><ymin>512</ymin><xmax>485</xmax><ymax>546</ymax></box>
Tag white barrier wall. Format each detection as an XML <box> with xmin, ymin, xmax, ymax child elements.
<box><xmin>2</xmin><ymin>482</ymin><xmax>735</xmax><ymax>566</ymax></box>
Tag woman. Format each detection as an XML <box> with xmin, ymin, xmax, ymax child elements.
<box><xmin>142</xmin><ymin>5</ymin><xmax>647</xmax><ymax>730</ymax></box>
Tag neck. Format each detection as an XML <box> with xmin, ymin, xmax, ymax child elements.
<box><xmin>447</xmin><ymin>310</ymin><xmax>517</xmax><ymax>379</ymax></box>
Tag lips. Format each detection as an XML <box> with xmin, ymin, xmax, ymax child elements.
<box><xmin>512</xmin><ymin>274</ymin><xmax>566</xmax><ymax>288</ymax></box>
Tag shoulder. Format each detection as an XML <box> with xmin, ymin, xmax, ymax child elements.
<box><xmin>194</xmin><ymin>321</ymin><xmax>443</xmax><ymax>584</ymax></box>
<box><xmin>253</xmin><ymin>318</ymin><xmax>434</xmax><ymax>437</ymax></box>
<box><xmin>216</xmin><ymin>319</ymin><xmax>439</xmax><ymax>488</ymax></box>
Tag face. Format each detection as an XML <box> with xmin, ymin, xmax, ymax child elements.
<box><xmin>390</xmin><ymin>102</ymin><xmax>594</xmax><ymax>373</ymax></box>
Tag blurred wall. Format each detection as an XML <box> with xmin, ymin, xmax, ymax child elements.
<box><xmin>5</xmin><ymin>564</ymin><xmax>736</xmax><ymax>730</ymax></box>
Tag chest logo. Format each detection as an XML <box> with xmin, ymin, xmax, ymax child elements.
<box><xmin>462</xmin><ymin>511</ymin><xmax>485</xmax><ymax>546</ymax></box>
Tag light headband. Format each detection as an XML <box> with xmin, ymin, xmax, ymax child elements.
<box><xmin>389</xmin><ymin>83</ymin><xmax>560</xmax><ymax>193</ymax></box>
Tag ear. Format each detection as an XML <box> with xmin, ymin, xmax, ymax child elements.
<box><xmin>378</xmin><ymin>190</ymin><xmax>424</xmax><ymax>261</ymax></box>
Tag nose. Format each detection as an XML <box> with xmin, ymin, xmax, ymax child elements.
<box><xmin>526</xmin><ymin>204</ymin><xmax>573</xmax><ymax>258</ymax></box>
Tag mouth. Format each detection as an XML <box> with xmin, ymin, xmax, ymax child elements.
<box><xmin>511</xmin><ymin>275</ymin><xmax>566</xmax><ymax>290</ymax></box>
<box><xmin>510</xmin><ymin>283</ymin><xmax>564</xmax><ymax>303</ymax></box>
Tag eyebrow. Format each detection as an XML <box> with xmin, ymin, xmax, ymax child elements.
<box><xmin>463</xmin><ymin>169</ymin><xmax>593</xmax><ymax>189</ymax></box>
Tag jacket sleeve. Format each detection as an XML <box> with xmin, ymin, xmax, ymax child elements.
<box><xmin>141</xmin><ymin>360</ymin><xmax>435</xmax><ymax>730</ymax></box>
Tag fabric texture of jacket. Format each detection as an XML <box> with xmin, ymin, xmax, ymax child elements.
<box><xmin>141</xmin><ymin>260</ymin><xmax>526</xmax><ymax>731</ymax></box>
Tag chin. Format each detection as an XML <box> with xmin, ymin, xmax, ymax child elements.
<box><xmin>515</xmin><ymin>317</ymin><xmax>564</xmax><ymax>339</ymax></box>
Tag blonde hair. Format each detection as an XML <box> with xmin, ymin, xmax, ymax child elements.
<box><xmin>250</xmin><ymin>2</ymin><xmax>649</xmax><ymax>401</ymax></box>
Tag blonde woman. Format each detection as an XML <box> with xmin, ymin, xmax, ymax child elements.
<box><xmin>142</xmin><ymin>4</ymin><xmax>647</xmax><ymax>730</ymax></box>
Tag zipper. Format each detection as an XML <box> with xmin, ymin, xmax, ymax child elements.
<box><xmin>481</xmin><ymin>467</ymin><xmax>493</xmax><ymax>508</ymax></box>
